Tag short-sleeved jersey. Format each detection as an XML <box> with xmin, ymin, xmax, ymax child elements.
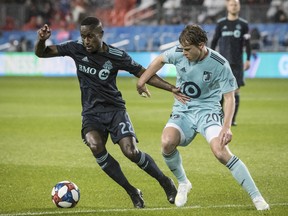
<box><xmin>162</xmin><ymin>46</ymin><xmax>237</xmax><ymax>111</ymax></box>
<box><xmin>211</xmin><ymin>17</ymin><xmax>250</xmax><ymax>65</ymax></box>
<box><xmin>56</xmin><ymin>40</ymin><xmax>143</xmax><ymax>115</ymax></box>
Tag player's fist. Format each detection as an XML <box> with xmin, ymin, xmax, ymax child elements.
<box><xmin>37</xmin><ymin>24</ymin><xmax>51</xmax><ymax>41</ymax></box>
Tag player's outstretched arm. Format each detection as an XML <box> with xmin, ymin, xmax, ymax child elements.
<box><xmin>137</xmin><ymin>55</ymin><xmax>165</xmax><ymax>90</ymax></box>
<box><xmin>137</xmin><ymin>55</ymin><xmax>175</xmax><ymax>94</ymax></box>
<box><xmin>35</xmin><ymin>24</ymin><xmax>58</xmax><ymax>58</ymax></box>
<box><xmin>136</xmin><ymin>55</ymin><xmax>190</xmax><ymax>103</ymax></box>
<box><xmin>219</xmin><ymin>91</ymin><xmax>235</xmax><ymax>146</ymax></box>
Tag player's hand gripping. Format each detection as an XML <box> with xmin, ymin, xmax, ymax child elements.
<box><xmin>136</xmin><ymin>82</ymin><xmax>151</xmax><ymax>98</ymax></box>
<box><xmin>219</xmin><ymin>126</ymin><xmax>233</xmax><ymax>146</ymax></box>
<box><xmin>37</xmin><ymin>24</ymin><xmax>51</xmax><ymax>41</ymax></box>
<box><xmin>172</xmin><ymin>87</ymin><xmax>190</xmax><ymax>104</ymax></box>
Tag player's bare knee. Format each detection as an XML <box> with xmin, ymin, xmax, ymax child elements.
<box><xmin>123</xmin><ymin>144</ymin><xmax>138</xmax><ymax>160</ymax></box>
<box><xmin>88</xmin><ymin>142</ymin><xmax>102</xmax><ymax>154</ymax></box>
<box><xmin>161</xmin><ymin>137</ymin><xmax>177</xmax><ymax>154</ymax></box>
<box><xmin>85</xmin><ymin>136</ymin><xmax>104</xmax><ymax>154</ymax></box>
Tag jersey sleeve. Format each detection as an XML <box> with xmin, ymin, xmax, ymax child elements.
<box><xmin>210</xmin><ymin>22</ymin><xmax>221</xmax><ymax>50</ymax></box>
<box><xmin>219</xmin><ymin>62</ymin><xmax>238</xmax><ymax>94</ymax></box>
<box><xmin>56</xmin><ymin>40</ymin><xmax>75</xmax><ymax>57</ymax></box>
<box><xmin>162</xmin><ymin>46</ymin><xmax>181</xmax><ymax>65</ymax></box>
<box><xmin>118</xmin><ymin>51</ymin><xmax>143</xmax><ymax>76</ymax></box>
<box><xmin>243</xmin><ymin>23</ymin><xmax>251</xmax><ymax>61</ymax></box>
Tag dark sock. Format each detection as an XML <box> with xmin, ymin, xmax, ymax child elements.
<box><xmin>134</xmin><ymin>151</ymin><xmax>165</xmax><ymax>182</ymax></box>
<box><xmin>95</xmin><ymin>150</ymin><xmax>135</xmax><ymax>193</ymax></box>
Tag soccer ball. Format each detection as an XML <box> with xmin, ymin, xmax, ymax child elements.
<box><xmin>51</xmin><ymin>180</ymin><xmax>80</xmax><ymax>208</ymax></box>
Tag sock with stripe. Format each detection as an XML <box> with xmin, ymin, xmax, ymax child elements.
<box><xmin>134</xmin><ymin>151</ymin><xmax>166</xmax><ymax>182</ymax></box>
<box><xmin>162</xmin><ymin>149</ymin><xmax>188</xmax><ymax>183</ymax></box>
<box><xmin>95</xmin><ymin>149</ymin><xmax>135</xmax><ymax>193</ymax></box>
<box><xmin>226</xmin><ymin>155</ymin><xmax>262</xmax><ymax>199</ymax></box>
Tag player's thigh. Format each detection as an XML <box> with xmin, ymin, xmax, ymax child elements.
<box><xmin>109</xmin><ymin>110</ymin><xmax>138</xmax><ymax>144</ymax></box>
<box><xmin>81</xmin><ymin>114</ymin><xmax>108</xmax><ymax>148</ymax></box>
<box><xmin>166</xmin><ymin>111</ymin><xmax>197</xmax><ymax>147</ymax></box>
<box><xmin>198</xmin><ymin>108</ymin><xmax>223</xmax><ymax>141</ymax></box>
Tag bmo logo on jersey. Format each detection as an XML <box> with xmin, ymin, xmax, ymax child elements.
<box><xmin>78</xmin><ymin>63</ymin><xmax>111</xmax><ymax>80</ymax></box>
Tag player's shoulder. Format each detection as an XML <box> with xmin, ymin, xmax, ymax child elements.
<box><xmin>56</xmin><ymin>39</ymin><xmax>84</xmax><ymax>55</ymax></box>
<box><xmin>207</xmin><ymin>48</ymin><xmax>227</xmax><ymax>66</ymax></box>
<box><xmin>107</xmin><ymin>44</ymin><xmax>126</xmax><ymax>57</ymax></box>
<box><xmin>238</xmin><ymin>17</ymin><xmax>249</xmax><ymax>25</ymax></box>
<box><xmin>58</xmin><ymin>39</ymin><xmax>82</xmax><ymax>48</ymax></box>
<box><xmin>216</xmin><ymin>17</ymin><xmax>227</xmax><ymax>24</ymax></box>
<box><xmin>163</xmin><ymin>45</ymin><xmax>182</xmax><ymax>58</ymax></box>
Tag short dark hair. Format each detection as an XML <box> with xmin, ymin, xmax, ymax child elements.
<box><xmin>80</xmin><ymin>17</ymin><xmax>103</xmax><ymax>32</ymax></box>
<box><xmin>179</xmin><ymin>24</ymin><xmax>208</xmax><ymax>46</ymax></box>
<box><xmin>81</xmin><ymin>17</ymin><xmax>101</xmax><ymax>26</ymax></box>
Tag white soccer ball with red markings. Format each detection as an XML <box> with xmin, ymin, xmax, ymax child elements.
<box><xmin>51</xmin><ymin>181</ymin><xmax>80</xmax><ymax>208</ymax></box>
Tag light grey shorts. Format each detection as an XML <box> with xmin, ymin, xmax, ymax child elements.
<box><xmin>166</xmin><ymin>107</ymin><xmax>224</xmax><ymax>146</ymax></box>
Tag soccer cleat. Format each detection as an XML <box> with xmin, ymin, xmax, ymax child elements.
<box><xmin>252</xmin><ymin>196</ymin><xmax>270</xmax><ymax>211</ymax></box>
<box><xmin>128</xmin><ymin>188</ymin><xmax>145</xmax><ymax>208</ymax></box>
<box><xmin>160</xmin><ymin>177</ymin><xmax>177</xmax><ymax>204</ymax></box>
<box><xmin>232</xmin><ymin>121</ymin><xmax>237</xmax><ymax>126</ymax></box>
<box><xmin>175</xmin><ymin>181</ymin><xmax>192</xmax><ymax>207</ymax></box>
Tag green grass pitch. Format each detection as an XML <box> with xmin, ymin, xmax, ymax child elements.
<box><xmin>0</xmin><ymin>76</ymin><xmax>287</xmax><ymax>216</ymax></box>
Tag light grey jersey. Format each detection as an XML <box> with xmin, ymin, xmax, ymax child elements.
<box><xmin>162</xmin><ymin>46</ymin><xmax>237</xmax><ymax>111</ymax></box>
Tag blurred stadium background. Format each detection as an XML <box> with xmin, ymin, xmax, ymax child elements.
<box><xmin>1</xmin><ymin>1</ymin><xmax>288</xmax><ymax>215</ymax></box>
<box><xmin>0</xmin><ymin>0</ymin><xmax>288</xmax><ymax>77</ymax></box>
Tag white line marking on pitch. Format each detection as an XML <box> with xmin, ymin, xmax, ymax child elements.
<box><xmin>0</xmin><ymin>203</ymin><xmax>287</xmax><ymax>216</ymax></box>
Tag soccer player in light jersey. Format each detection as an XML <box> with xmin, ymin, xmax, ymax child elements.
<box><xmin>137</xmin><ymin>24</ymin><xmax>269</xmax><ymax>210</ymax></box>
<box><xmin>211</xmin><ymin>0</ymin><xmax>251</xmax><ymax>126</ymax></box>
<box><xmin>35</xmin><ymin>16</ymin><xmax>183</xmax><ymax>208</ymax></box>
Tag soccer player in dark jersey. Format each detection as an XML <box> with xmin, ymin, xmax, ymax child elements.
<box><xmin>211</xmin><ymin>0</ymin><xmax>251</xmax><ymax>126</ymax></box>
<box><xmin>35</xmin><ymin>17</ymin><xmax>183</xmax><ymax>208</ymax></box>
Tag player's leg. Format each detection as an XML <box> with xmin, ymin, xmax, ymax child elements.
<box><xmin>84</xmin><ymin>129</ymin><xmax>144</xmax><ymax>208</ymax></box>
<box><xmin>205</xmin><ymin>126</ymin><xmax>269</xmax><ymax>210</ymax></box>
<box><xmin>111</xmin><ymin>110</ymin><xmax>176</xmax><ymax>205</ymax></box>
<box><xmin>118</xmin><ymin>136</ymin><xmax>177</xmax><ymax>204</ymax></box>
<box><xmin>231</xmin><ymin>63</ymin><xmax>244</xmax><ymax>126</ymax></box>
<box><xmin>161</xmin><ymin>125</ymin><xmax>192</xmax><ymax>207</ymax></box>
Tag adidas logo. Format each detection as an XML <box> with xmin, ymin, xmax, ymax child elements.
<box><xmin>82</xmin><ymin>56</ymin><xmax>89</xmax><ymax>62</ymax></box>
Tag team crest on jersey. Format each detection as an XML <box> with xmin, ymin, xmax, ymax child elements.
<box><xmin>203</xmin><ymin>71</ymin><xmax>212</xmax><ymax>82</ymax></box>
<box><xmin>97</xmin><ymin>61</ymin><xmax>113</xmax><ymax>80</ymax></box>
<box><xmin>103</xmin><ymin>61</ymin><xmax>113</xmax><ymax>70</ymax></box>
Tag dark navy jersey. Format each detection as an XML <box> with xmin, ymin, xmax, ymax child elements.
<box><xmin>211</xmin><ymin>17</ymin><xmax>251</xmax><ymax>65</ymax></box>
<box><xmin>56</xmin><ymin>40</ymin><xmax>143</xmax><ymax>115</ymax></box>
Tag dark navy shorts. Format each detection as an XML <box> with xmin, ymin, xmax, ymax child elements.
<box><xmin>81</xmin><ymin>110</ymin><xmax>138</xmax><ymax>145</ymax></box>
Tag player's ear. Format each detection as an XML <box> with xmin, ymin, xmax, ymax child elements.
<box><xmin>99</xmin><ymin>30</ymin><xmax>104</xmax><ymax>38</ymax></box>
<box><xmin>199</xmin><ymin>42</ymin><xmax>205</xmax><ymax>49</ymax></box>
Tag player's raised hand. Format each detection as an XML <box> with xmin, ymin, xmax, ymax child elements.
<box><xmin>37</xmin><ymin>24</ymin><xmax>51</xmax><ymax>41</ymax></box>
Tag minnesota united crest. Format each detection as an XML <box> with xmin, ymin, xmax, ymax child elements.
<box><xmin>203</xmin><ymin>71</ymin><xmax>212</xmax><ymax>82</ymax></box>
